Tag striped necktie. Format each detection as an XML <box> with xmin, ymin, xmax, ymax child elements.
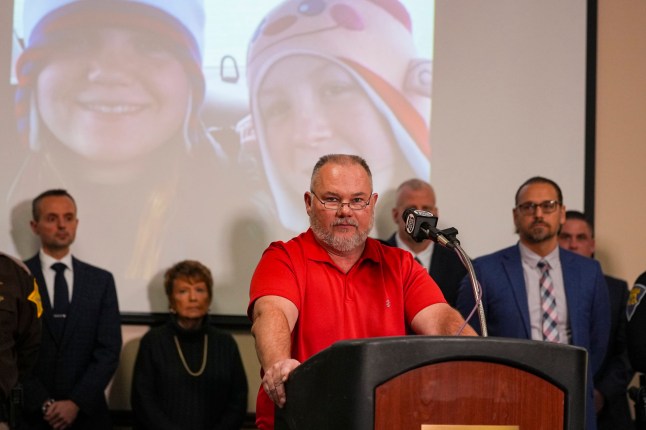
<box><xmin>537</xmin><ymin>260</ymin><xmax>560</xmax><ymax>343</ymax></box>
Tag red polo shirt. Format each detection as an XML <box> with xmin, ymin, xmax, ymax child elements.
<box><xmin>248</xmin><ymin>229</ymin><xmax>446</xmax><ymax>429</ymax></box>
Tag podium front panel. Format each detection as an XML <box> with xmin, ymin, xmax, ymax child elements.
<box><xmin>375</xmin><ymin>360</ymin><xmax>564</xmax><ymax>430</ymax></box>
<box><xmin>275</xmin><ymin>337</ymin><xmax>586</xmax><ymax>430</ymax></box>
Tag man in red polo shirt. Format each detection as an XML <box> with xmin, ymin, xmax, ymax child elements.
<box><xmin>248</xmin><ymin>154</ymin><xmax>476</xmax><ymax>430</ymax></box>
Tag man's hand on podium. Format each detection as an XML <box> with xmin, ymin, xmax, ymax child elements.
<box><xmin>263</xmin><ymin>358</ymin><xmax>301</xmax><ymax>408</ymax></box>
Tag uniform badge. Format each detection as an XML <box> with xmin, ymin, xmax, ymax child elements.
<box><xmin>28</xmin><ymin>278</ymin><xmax>43</xmax><ymax>318</ymax></box>
<box><xmin>626</xmin><ymin>283</ymin><xmax>646</xmax><ymax>321</ymax></box>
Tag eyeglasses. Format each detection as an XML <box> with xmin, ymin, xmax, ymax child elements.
<box><xmin>310</xmin><ymin>192</ymin><xmax>373</xmax><ymax>211</ymax></box>
<box><xmin>516</xmin><ymin>200</ymin><xmax>560</xmax><ymax>215</ymax></box>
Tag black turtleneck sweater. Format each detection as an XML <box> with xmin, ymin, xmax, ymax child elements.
<box><xmin>131</xmin><ymin>317</ymin><xmax>248</xmax><ymax>430</ymax></box>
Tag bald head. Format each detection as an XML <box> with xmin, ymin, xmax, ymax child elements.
<box><xmin>392</xmin><ymin>179</ymin><xmax>437</xmax><ymax>250</ymax></box>
<box><xmin>310</xmin><ymin>154</ymin><xmax>372</xmax><ymax>192</ymax></box>
<box><xmin>394</xmin><ymin>179</ymin><xmax>436</xmax><ymax>211</ymax></box>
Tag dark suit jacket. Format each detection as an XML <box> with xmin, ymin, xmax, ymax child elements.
<box><xmin>382</xmin><ymin>233</ymin><xmax>466</xmax><ymax>307</ymax></box>
<box><xmin>627</xmin><ymin>271</ymin><xmax>646</xmax><ymax>373</ymax></box>
<box><xmin>455</xmin><ymin>245</ymin><xmax>610</xmax><ymax>430</ymax></box>
<box><xmin>23</xmin><ymin>254</ymin><xmax>121</xmax><ymax>430</ymax></box>
<box><xmin>596</xmin><ymin>275</ymin><xmax>633</xmax><ymax>430</ymax></box>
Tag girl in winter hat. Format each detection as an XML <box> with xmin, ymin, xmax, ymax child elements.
<box><xmin>240</xmin><ymin>0</ymin><xmax>432</xmax><ymax>233</ymax></box>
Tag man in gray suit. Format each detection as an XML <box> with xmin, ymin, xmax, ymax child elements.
<box><xmin>23</xmin><ymin>189</ymin><xmax>121</xmax><ymax>430</ymax></box>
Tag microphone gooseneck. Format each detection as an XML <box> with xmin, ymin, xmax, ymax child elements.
<box><xmin>401</xmin><ymin>208</ymin><xmax>487</xmax><ymax>336</ymax></box>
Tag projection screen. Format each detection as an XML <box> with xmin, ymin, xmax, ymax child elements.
<box><xmin>0</xmin><ymin>0</ymin><xmax>589</xmax><ymax>317</ymax></box>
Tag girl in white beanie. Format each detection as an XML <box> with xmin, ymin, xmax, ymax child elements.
<box><xmin>240</xmin><ymin>0</ymin><xmax>432</xmax><ymax>235</ymax></box>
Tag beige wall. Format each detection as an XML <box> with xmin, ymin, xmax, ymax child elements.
<box><xmin>591</xmin><ymin>0</ymin><xmax>646</xmax><ymax>414</ymax></box>
<box><xmin>595</xmin><ymin>0</ymin><xmax>646</xmax><ymax>286</ymax></box>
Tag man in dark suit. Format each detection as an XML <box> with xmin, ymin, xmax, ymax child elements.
<box><xmin>627</xmin><ymin>271</ymin><xmax>646</xmax><ymax>428</ymax></box>
<box><xmin>558</xmin><ymin>210</ymin><xmax>633</xmax><ymax>430</ymax></box>
<box><xmin>23</xmin><ymin>189</ymin><xmax>121</xmax><ymax>430</ymax></box>
<box><xmin>627</xmin><ymin>271</ymin><xmax>646</xmax><ymax>373</ymax></box>
<box><xmin>381</xmin><ymin>179</ymin><xmax>466</xmax><ymax>307</ymax></box>
<box><xmin>456</xmin><ymin>176</ymin><xmax>610</xmax><ymax>430</ymax></box>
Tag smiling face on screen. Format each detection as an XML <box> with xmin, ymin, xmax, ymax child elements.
<box><xmin>36</xmin><ymin>26</ymin><xmax>191</xmax><ymax>162</ymax></box>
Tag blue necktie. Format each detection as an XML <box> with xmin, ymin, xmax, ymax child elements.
<box><xmin>51</xmin><ymin>263</ymin><xmax>70</xmax><ymax>337</ymax></box>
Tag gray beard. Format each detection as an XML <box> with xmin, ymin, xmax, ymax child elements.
<box><xmin>310</xmin><ymin>215</ymin><xmax>373</xmax><ymax>253</ymax></box>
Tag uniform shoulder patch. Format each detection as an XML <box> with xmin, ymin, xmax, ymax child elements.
<box><xmin>626</xmin><ymin>283</ymin><xmax>646</xmax><ymax>321</ymax></box>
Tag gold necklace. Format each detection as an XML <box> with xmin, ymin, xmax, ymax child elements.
<box><xmin>174</xmin><ymin>334</ymin><xmax>208</xmax><ymax>377</ymax></box>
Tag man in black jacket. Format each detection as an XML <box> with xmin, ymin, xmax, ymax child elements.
<box><xmin>627</xmin><ymin>271</ymin><xmax>646</xmax><ymax>372</ymax></box>
<box><xmin>381</xmin><ymin>179</ymin><xmax>466</xmax><ymax>307</ymax></box>
<box><xmin>558</xmin><ymin>210</ymin><xmax>633</xmax><ymax>430</ymax></box>
<box><xmin>627</xmin><ymin>270</ymin><xmax>646</xmax><ymax>429</ymax></box>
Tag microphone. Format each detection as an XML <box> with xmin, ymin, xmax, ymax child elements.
<box><xmin>403</xmin><ymin>207</ymin><xmax>437</xmax><ymax>242</ymax></box>
<box><xmin>402</xmin><ymin>208</ymin><xmax>454</xmax><ymax>248</ymax></box>
<box><xmin>402</xmin><ymin>207</ymin><xmax>487</xmax><ymax>336</ymax></box>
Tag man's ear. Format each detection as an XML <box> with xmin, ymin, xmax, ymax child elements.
<box><xmin>392</xmin><ymin>207</ymin><xmax>400</xmax><ymax>224</ymax></box>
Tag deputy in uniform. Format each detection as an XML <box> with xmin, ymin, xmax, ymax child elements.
<box><xmin>0</xmin><ymin>253</ymin><xmax>42</xmax><ymax>429</ymax></box>
<box><xmin>627</xmin><ymin>271</ymin><xmax>646</xmax><ymax>372</ymax></box>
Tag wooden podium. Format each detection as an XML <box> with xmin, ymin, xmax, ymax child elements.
<box><xmin>275</xmin><ymin>336</ymin><xmax>587</xmax><ymax>430</ymax></box>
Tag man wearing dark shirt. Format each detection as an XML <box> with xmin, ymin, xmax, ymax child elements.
<box><xmin>381</xmin><ymin>179</ymin><xmax>466</xmax><ymax>306</ymax></box>
<box><xmin>558</xmin><ymin>210</ymin><xmax>633</xmax><ymax>430</ymax></box>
